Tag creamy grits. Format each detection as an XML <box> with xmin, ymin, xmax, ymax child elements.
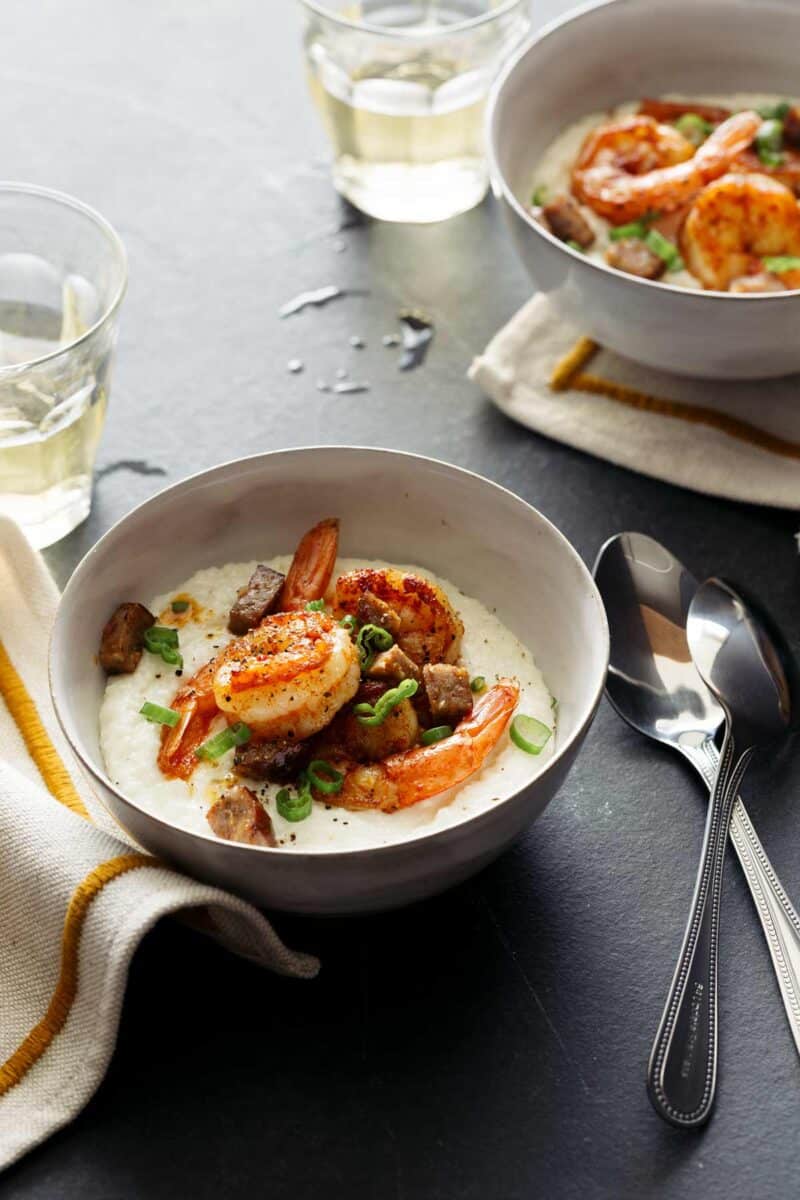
<box><xmin>532</xmin><ymin>94</ymin><xmax>796</xmax><ymax>291</ymax></box>
<box><xmin>100</xmin><ymin>558</ymin><xmax>555</xmax><ymax>852</ymax></box>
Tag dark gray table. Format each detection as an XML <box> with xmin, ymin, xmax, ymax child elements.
<box><xmin>4</xmin><ymin>2</ymin><xmax>800</xmax><ymax>1196</ymax></box>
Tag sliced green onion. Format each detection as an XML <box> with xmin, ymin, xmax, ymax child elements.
<box><xmin>644</xmin><ymin>229</ymin><xmax>684</xmax><ymax>271</ymax></box>
<box><xmin>566</xmin><ymin>239</ymin><xmax>584</xmax><ymax>252</ymax></box>
<box><xmin>757</xmin><ymin>101</ymin><xmax>791</xmax><ymax>121</ymax></box>
<box><xmin>470</xmin><ymin>675</ymin><xmax>487</xmax><ymax>693</ymax></box>
<box><xmin>143</xmin><ymin>625</ymin><xmax>183</xmax><ymax>668</ymax></box>
<box><xmin>674</xmin><ymin>112</ymin><xmax>713</xmax><ymax>145</ymax></box>
<box><xmin>763</xmin><ymin>255</ymin><xmax>800</xmax><ymax>273</ymax></box>
<box><xmin>195</xmin><ymin>721</ymin><xmax>251</xmax><ymax>762</ymax></box>
<box><xmin>756</xmin><ymin>118</ymin><xmax>784</xmax><ymax>166</ymax></box>
<box><xmin>609</xmin><ymin>220</ymin><xmax>648</xmax><ymax>242</ymax></box>
<box><xmin>356</xmin><ymin>622</ymin><xmax>394</xmax><ymax>670</ymax></box>
<box><xmin>339</xmin><ymin>614</ymin><xmax>358</xmax><ymax>632</ymax></box>
<box><xmin>307</xmin><ymin>759</ymin><xmax>344</xmax><ymax>795</ymax></box>
<box><xmin>139</xmin><ymin>701</ymin><xmax>180</xmax><ymax>727</ymax></box>
<box><xmin>420</xmin><ymin>725</ymin><xmax>453</xmax><ymax>746</ymax></box>
<box><xmin>306</xmin><ymin>599</ymin><xmax>326</xmax><ymax>612</ymax></box>
<box><xmin>171</xmin><ymin>599</ymin><xmax>190</xmax><ymax>613</ymax></box>
<box><xmin>355</xmin><ymin>678</ymin><xmax>419</xmax><ymax>727</ymax></box>
<box><xmin>531</xmin><ymin>185</ymin><xmax>547</xmax><ymax>207</ymax></box>
<box><xmin>276</xmin><ymin>776</ymin><xmax>313</xmax><ymax>822</ymax></box>
<box><xmin>758</xmin><ymin>146</ymin><xmax>785</xmax><ymax>168</ymax></box>
<box><xmin>510</xmin><ymin>714</ymin><xmax>552</xmax><ymax>755</ymax></box>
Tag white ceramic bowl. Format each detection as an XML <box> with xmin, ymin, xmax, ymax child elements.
<box><xmin>488</xmin><ymin>0</ymin><xmax>800</xmax><ymax>379</ymax></box>
<box><xmin>50</xmin><ymin>448</ymin><xmax>608</xmax><ymax>915</ymax></box>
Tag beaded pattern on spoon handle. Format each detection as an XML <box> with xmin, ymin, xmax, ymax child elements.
<box><xmin>692</xmin><ymin>737</ymin><xmax>800</xmax><ymax>1048</ymax></box>
<box><xmin>648</xmin><ymin>739</ymin><xmax>749</xmax><ymax>1126</ymax></box>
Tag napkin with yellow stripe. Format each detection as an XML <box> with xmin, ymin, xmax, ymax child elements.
<box><xmin>469</xmin><ymin>293</ymin><xmax>800</xmax><ymax>509</ymax></box>
<box><xmin>0</xmin><ymin>517</ymin><xmax>318</xmax><ymax>1170</ymax></box>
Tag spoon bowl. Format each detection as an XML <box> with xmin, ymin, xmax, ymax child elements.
<box><xmin>688</xmin><ymin>578</ymin><xmax>793</xmax><ymax>749</ymax></box>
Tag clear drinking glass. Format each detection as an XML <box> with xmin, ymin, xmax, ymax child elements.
<box><xmin>299</xmin><ymin>0</ymin><xmax>530</xmax><ymax>223</ymax></box>
<box><xmin>0</xmin><ymin>184</ymin><xmax>127</xmax><ymax>548</ymax></box>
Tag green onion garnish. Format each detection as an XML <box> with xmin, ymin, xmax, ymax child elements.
<box><xmin>510</xmin><ymin>714</ymin><xmax>552</xmax><ymax>755</ymax></box>
<box><xmin>420</xmin><ymin>725</ymin><xmax>453</xmax><ymax>746</ymax></box>
<box><xmin>470</xmin><ymin>676</ymin><xmax>487</xmax><ymax>693</ymax></box>
<box><xmin>757</xmin><ymin>101</ymin><xmax>791</xmax><ymax>121</ymax></box>
<box><xmin>610</xmin><ymin>220</ymin><xmax>649</xmax><ymax>241</ymax></box>
<box><xmin>674</xmin><ymin>112</ymin><xmax>713</xmax><ymax>145</ymax></box>
<box><xmin>339</xmin><ymin>614</ymin><xmax>358</xmax><ymax>632</ymax></box>
<box><xmin>306</xmin><ymin>599</ymin><xmax>326</xmax><ymax>612</ymax></box>
<box><xmin>756</xmin><ymin>118</ymin><xmax>784</xmax><ymax>166</ymax></box>
<box><xmin>276</xmin><ymin>776</ymin><xmax>313</xmax><ymax>822</ymax></box>
<box><xmin>355</xmin><ymin>678</ymin><xmax>419</xmax><ymax>727</ymax></box>
<box><xmin>171</xmin><ymin>599</ymin><xmax>189</xmax><ymax>613</ymax></box>
<box><xmin>531</xmin><ymin>185</ymin><xmax>547</xmax><ymax>207</ymax></box>
<box><xmin>566</xmin><ymin>239</ymin><xmax>584</xmax><ymax>252</ymax></box>
<box><xmin>143</xmin><ymin>625</ymin><xmax>183</xmax><ymax>668</ymax></box>
<box><xmin>763</xmin><ymin>255</ymin><xmax>800</xmax><ymax>273</ymax></box>
<box><xmin>356</xmin><ymin>622</ymin><xmax>394</xmax><ymax>671</ymax></box>
<box><xmin>139</xmin><ymin>701</ymin><xmax>180</xmax><ymax>727</ymax></box>
<box><xmin>195</xmin><ymin>722</ymin><xmax>251</xmax><ymax>762</ymax></box>
<box><xmin>307</xmin><ymin>759</ymin><xmax>344</xmax><ymax>795</ymax></box>
<box><xmin>644</xmin><ymin>229</ymin><xmax>684</xmax><ymax>271</ymax></box>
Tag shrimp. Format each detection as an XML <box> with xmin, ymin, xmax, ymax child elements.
<box><xmin>158</xmin><ymin>517</ymin><xmax>351</xmax><ymax>779</ymax></box>
<box><xmin>316</xmin><ymin>679</ymin><xmax>520</xmax><ymax>812</ymax></box>
<box><xmin>213</xmin><ymin>611</ymin><xmax>360</xmax><ymax>739</ymax></box>
<box><xmin>335</xmin><ymin>567</ymin><xmax>464</xmax><ymax>666</ymax></box>
<box><xmin>279</xmin><ymin>517</ymin><xmax>339</xmax><ymax>611</ymax></box>
<box><xmin>572</xmin><ymin>110</ymin><xmax>762</xmax><ymax>224</ymax></box>
<box><xmin>681</xmin><ymin>173</ymin><xmax>800</xmax><ymax>290</ymax></box>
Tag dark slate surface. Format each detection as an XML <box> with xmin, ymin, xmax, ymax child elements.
<box><xmin>4</xmin><ymin>2</ymin><xmax>800</xmax><ymax>1196</ymax></box>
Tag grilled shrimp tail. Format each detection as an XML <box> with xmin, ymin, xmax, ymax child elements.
<box><xmin>280</xmin><ymin>517</ymin><xmax>340</xmax><ymax>611</ymax></box>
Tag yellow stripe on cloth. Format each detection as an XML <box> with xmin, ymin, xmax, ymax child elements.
<box><xmin>0</xmin><ymin>854</ymin><xmax>160</xmax><ymax>1096</ymax></box>
<box><xmin>0</xmin><ymin>639</ymin><xmax>89</xmax><ymax>820</ymax></box>
<box><xmin>550</xmin><ymin>338</ymin><xmax>800</xmax><ymax>461</ymax></box>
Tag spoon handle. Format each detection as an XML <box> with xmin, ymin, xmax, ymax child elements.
<box><xmin>688</xmin><ymin>738</ymin><xmax>800</xmax><ymax>1061</ymax></box>
<box><xmin>647</xmin><ymin>735</ymin><xmax>753</xmax><ymax>1128</ymax></box>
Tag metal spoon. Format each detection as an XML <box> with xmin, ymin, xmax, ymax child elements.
<box><xmin>649</xmin><ymin>576</ymin><xmax>792</xmax><ymax>1127</ymax></box>
<box><xmin>594</xmin><ymin>534</ymin><xmax>800</xmax><ymax>1119</ymax></box>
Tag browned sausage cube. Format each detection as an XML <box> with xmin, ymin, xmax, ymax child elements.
<box><xmin>605</xmin><ymin>238</ymin><xmax>665</xmax><ymax>280</ymax></box>
<box><xmin>784</xmin><ymin>105</ymin><xmax>800</xmax><ymax>147</ymax></box>
<box><xmin>228</xmin><ymin>564</ymin><xmax>285</xmax><ymax>634</ymax></box>
<box><xmin>99</xmin><ymin>602</ymin><xmax>156</xmax><ymax>674</ymax></box>
<box><xmin>542</xmin><ymin>195</ymin><xmax>595</xmax><ymax>248</ymax></box>
<box><xmin>367</xmin><ymin>644</ymin><xmax>421</xmax><ymax>685</ymax></box>
<box><xmin>356</xmin><ymin>590</ymin><xmax>401</xmax><ymax>637</ymax></box>
<box><xmin>422</xmin><ymin>664</ymin><xmax>473</xmax><ymax>725</ymax></box>
<box><xmin>206</xmin><ymin>785</ymin><xmax>276</xmax><ymax>846</ymax></box>
<box><xmin>233</xmin><ymin>737</ymin><xmax>311</xmax><ymax>783</ymax></box>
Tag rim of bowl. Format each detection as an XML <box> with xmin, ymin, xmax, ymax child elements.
<box><xmin>486</xmin><ymin>0</ymin><xmax>800</xmax><ymax>301</ymax></box>
<box><xmin>297</xmin><ymin>0</ymin><xmax>528</xmax><ymax>38</ymax></box>
<box><xmin>0</xmin><ymin>181</ymin><xmax>128</xmax><ymax>377</ymax></box>
<box><xmin>49</xmin><ymin>446</ymin><xmax>610</xmax><ymax>861</ymax></box>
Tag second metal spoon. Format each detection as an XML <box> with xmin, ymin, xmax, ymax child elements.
<box><xmin>594</xmin><ymin>534</ymin><xmax>800</xmax><ymax>1119</ymax></box>
<box><xmin>647</xmin><ymin>576</ymin><xmax>792</xmax><ymax>1127</ymax></box>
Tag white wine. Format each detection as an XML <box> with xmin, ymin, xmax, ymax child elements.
<box><xmin>303</xmin><ymin>2</ymin><xmax>529</xmax><ymax>223</ymax></box>
<box><xmin>0</xmin><ymin>272</ymin><xmax>113</xmax><ymax>547</ymax></box>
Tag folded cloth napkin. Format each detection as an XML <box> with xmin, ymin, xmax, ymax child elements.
<box><xmin>469</xmin><ymin>293</ymin><xmax>800</xmax><ymax>509</ymax></box>
<box><xmin>0</xmin><ymin>518</ymin><xmax>318</xmax><ymax>1171</ymax></box>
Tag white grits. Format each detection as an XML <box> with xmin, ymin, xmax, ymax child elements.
<box><xmin>531</xmin><ymin>93</ymin><xmax>793</xmax><ymax>291</ymax></box>
<box><xmin>100</xmin><ymin>557</ymin><xmax>555</xmax><ymax>852</ymax></box>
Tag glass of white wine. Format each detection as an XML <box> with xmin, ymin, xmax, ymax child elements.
<box><xmin>0</xmin><ymin>184</ymin><xmax>127</xmax><ymax>548</ymax></box>
<box><xmin>300</xmin><ymin>0</ymin><xmax>530</xmax><ymax>223</ymax></box>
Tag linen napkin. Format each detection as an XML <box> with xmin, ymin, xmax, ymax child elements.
<box><xmin>469</xmin><ymin>293</ymin><xmax>800</xmax><ymax>509</ymax></box>
<box><xmin>0</xmin><ymin>517</ymin><xmax>318</xmax><ymax>1171</ymax></box>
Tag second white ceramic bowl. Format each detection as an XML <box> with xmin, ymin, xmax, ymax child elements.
<box><xmin>50</xmin><ymin>448</ymin><xmax>608</xmax><ymax>914</ymax></box>
<box><xmin>488</xmin><ymin>0</ymin><xmax>800</xmax><ymax>379</ymax></box>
